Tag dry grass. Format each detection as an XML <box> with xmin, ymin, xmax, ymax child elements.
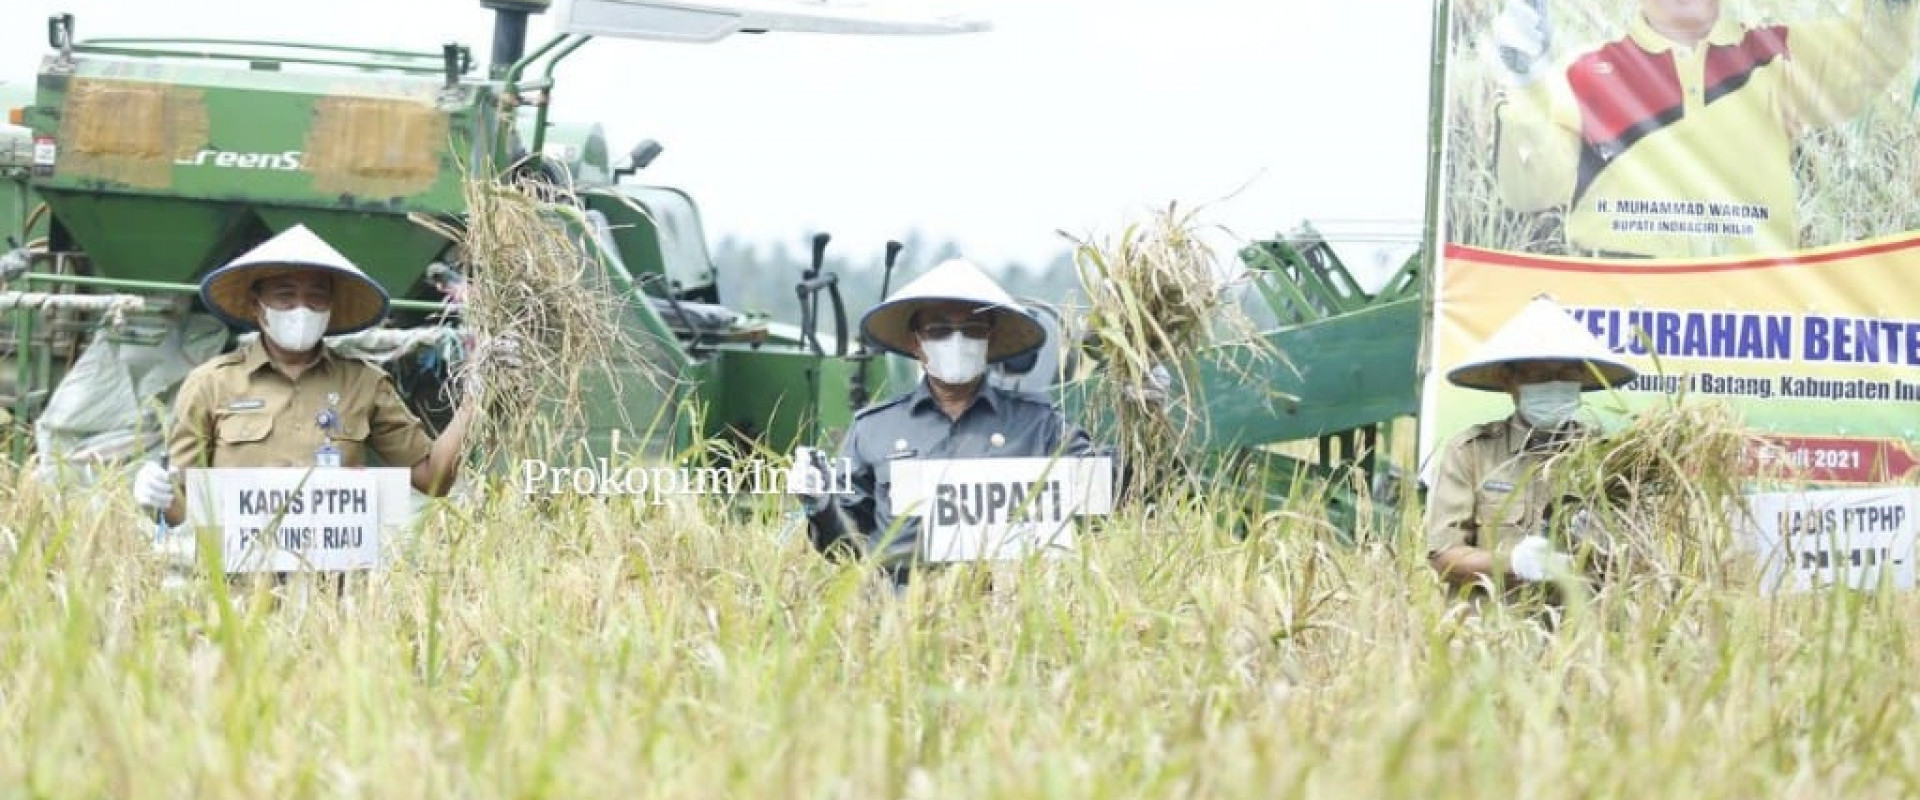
<box><xmin>1061</xmin><ymin>203</ymin><xmax>1286</xmax><ymax>499</ymax></box>
<box><xmin>410</xmin><ymin>158</ymin><xmax>671</xmax><ymax>465</ymax></box>
<box><xmin>4</xmin><ymin>422</ymin><xmax>1920</xmax><ymax>798</ymax></box>
<box><xmin>1535</xmin><ymin>397</ymin><xmax>1785</xmax><ymax>606</ymax></box>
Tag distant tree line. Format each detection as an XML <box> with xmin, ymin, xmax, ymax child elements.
<box><xmin>709</xmin><ymin>230</ymin><xmax>1087</xmax><ymax>326</ymax></box>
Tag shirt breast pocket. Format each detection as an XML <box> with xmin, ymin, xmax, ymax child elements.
<box><xmin>1475</xmin><ymin>481</ymin><xmax>1532</xmax><ymax>536</ymax></box>
<box><xmin>331</xmin><ymin>415</ymin><xmax>373</xmax><ymax>466</ymax></box>
<box><xmin>334</xmin><ymin>415</ymin><xmax>369</xmax><ymax>442</ymax></box>
<box><xmin>214</xmin><ymin>413</ymin><xmax>274</xmax><ymax>446</ymax></box>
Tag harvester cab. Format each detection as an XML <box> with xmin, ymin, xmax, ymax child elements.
<box><xmin>0</xmin><ymin>0</ymin><xmax>988</xmax><ymax>487</ymax></box>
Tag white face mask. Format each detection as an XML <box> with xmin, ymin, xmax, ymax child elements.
<box><xmin>920</xmin><ymin>333</ymin><xmax>989</xmax><ymax>384</ymax></box>
<box><xmin>1516</xmin><ymin>380</ymin><xmax>1582</xmax><ymax>428</ymax></box>
<box><xmin>260</xmin><ymin>304</ymin><xmax>329</xmax><ymax>352</ymax></box>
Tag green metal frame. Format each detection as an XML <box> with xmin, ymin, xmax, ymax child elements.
<box><xmin>501</xmin><ymin>33</ymin><xmax>596</xmax><ymax>162</ymax></box>
<box><xmin>502</xmin><ymin>34</ymin><xmax>576</xmax><ymax>96</ymax></box>
<box><xmin>10</xmin><ymin>303</ymin><xmax>36</xmax><ymax>454</ymax></box>
<box><xmin>6</xmin><ymin>271</ymin><xmax>453</xmax><ymax>457</ymax></box>
<box><xmin>18</xmin><ymin>272</ymin><xmax>450</xmax><ymax>311</ymax></box>
<box><xmin>1415</xmin><ymin>0</ymin><xmax>1452</xmax><ymax>467</ymax></box>
<box><xmin>1241</xmin><ymin>236</ymin><xmax>1371</xmax><ymax>324</ymax></box>
<box><xmin>78</xmin><ymin>37</ymin><xmax>451</xmax><ymax>61</ymax></box>
<box><xmin>530</xmin><ymin>37</ymin><xmax>591</xmax><ymax>158</ymax></box>
<box><xmin>1065</xmin><ymin>223</ymin><xmax>1432</xmax><ymax>538</ymax></box>
<box><xmin>67</xmin><ymin>36</ymin><xmax>473</xmax><ymax>76</ymax></box>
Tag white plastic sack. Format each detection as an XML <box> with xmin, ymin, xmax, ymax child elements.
<box><xmin>36</xmin><ymin>313</ymin><xmax>228</xmax><ymax>473</ymax></box>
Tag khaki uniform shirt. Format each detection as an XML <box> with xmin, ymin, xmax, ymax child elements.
<box><xmin>1424</xmin><ymin>414</ymin><xmax>1586</xmax><ymax>557</ymax></box>
<box><xmin>166</xmin><ymin>340</ymin><xmax>434</xmax><ymax>482</ymax></box>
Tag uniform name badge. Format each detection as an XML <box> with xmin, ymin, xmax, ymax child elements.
<box><xmin>316</xmin><ymin>400</ymin><xmax>343</xmax><ymax>468</ymax></box>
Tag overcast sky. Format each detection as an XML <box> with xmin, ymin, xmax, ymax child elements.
<box><xmin>3</xmin><ymin>0</ymin><xmax>1434</xmax><ymax>287</ymax></box>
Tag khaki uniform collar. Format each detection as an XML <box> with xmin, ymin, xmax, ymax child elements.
<box><xmin>1628</xmin><ymin>12</ymin><xmax>1744</xmax><ymax>53</ymax></box>
<box><xmin>239</xmin><ymin>337</ymin><xmax>339</xmax><ymax>378</ymax></box>
<box><xmin>1499</xmin><ymin>413</ymin><xmax>1533</xmax><ymax>455</ymax></box>
<box><xmin>1502</xmin><ymin>412</ymin><xmax>1590</xmax><ymax>455</ymax></box>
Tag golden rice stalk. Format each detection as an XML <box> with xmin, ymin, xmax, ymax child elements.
<box><xmin>1541</xmin><ymin>398</ymin><xmax>1787</xmax><ymax>592</ymax></box>
<box><xmin>411</xmin><ymin>158</ymin><xmax>671</xmax><ymax>464</ymax></box>
<box><xmin>1062</xmin><ymin>202</ymin><xmax>1284</xmax><ymax>500</ymax></box>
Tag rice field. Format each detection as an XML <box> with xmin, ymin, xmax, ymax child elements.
<box><xmin>5</xmin><ymin>9</ymin><xmax>1914</xmax><ymax>793</ymax></box>
<box><xmin>3</xmin><ymin>428</ymin><xmax>1917</xmax><ymax>799</ymax></box>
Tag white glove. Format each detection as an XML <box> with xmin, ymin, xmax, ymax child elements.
<box><xmin>1564</xmin><ymin>506</ymin><xmax>1598</xmax><ymax>542</ymax></box>
<box><xmin>462</xmin><ymin>334</ymin><xmax>525</xmax><ymax>401</ymax></box>
<box><xmin>133</xmin><ymin>460</ymin><xmax>174</xmax><ymax>512</ymax></box>
<box><xmin>1141</xmin><ymin>365</ymin><xmax>1174</xmax><ymax>407</ymax></box>
<box><xmin>1491</xmin><ymin>0</ymin><xmax>1552</xmax><ymax>87</ymax></box>
<box><xmin>1509</xmin><ymin>534</ymin><xmax>1572</xmax><ymax>582</ymax></box>
<box><xmin>787</xmin><ymin>446</ymin><xmax>830</xmax><ymax>507</ymax></box>
<box><xmin>477</xmin><ymin>335</ymin><xmax>526</xmax><ymax>370</ymax></box>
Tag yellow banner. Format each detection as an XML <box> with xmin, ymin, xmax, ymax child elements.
<box><xmin>1426</xmin><ymin>0</ymin><xmax>1920</xmax><ymax>483</ymax></box>
<box><xmin>1427</xmin><ymin>235</ymin><xmax>1920</xmax><ymax>481</ymax></box>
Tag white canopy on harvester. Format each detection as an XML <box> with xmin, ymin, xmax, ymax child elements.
<box><xmin>554</xmin><ymin>0</ymin><xmax>990</xmax><ymax>42</ymax></box>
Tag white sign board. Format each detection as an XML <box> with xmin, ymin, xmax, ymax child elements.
<box><xmin>1736</xmin><ymin>487</ymin><xmax>1917</xmax><ymax>594</ymax></box>
<box><xmin>184</xmin><ymin>468</ymin><xmax>410</xmax><ymax>573</ymax></box>
<box><xmin>890</xmin><ymin>457</ymin><xmax>1113</xmax><ymax>563</ymax></box>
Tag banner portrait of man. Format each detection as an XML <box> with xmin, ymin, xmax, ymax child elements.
<box><xmin>1448</xmin><ymin>0</ymin><xmax>1920</xmax><ymax>258</ymax></box>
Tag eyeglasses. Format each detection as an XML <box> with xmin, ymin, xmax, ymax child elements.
<box><xmin>917</xmin><ymin>321</ymin><xmax>992</xmax><ymax>340</ymax></box>
<box><xmin>258</xmin><ymin>288</ymin><xmax>332</xmax><ymax>312</ymax></box>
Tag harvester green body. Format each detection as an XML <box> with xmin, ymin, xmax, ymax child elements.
<box><xmin>1046</xmin><ymin>229</ymin><xmax>1424</xmax><ymax>536</ymax></box>
<box><xmin>1</xmin><ymin>4</ymin><xmax>919</xmax><ymax>477</ymax></box>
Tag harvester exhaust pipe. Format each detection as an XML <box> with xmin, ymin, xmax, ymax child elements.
<box><xmin>797</xmin><ymin>233</ymin><xmax>845</xmax><ymax>358</ymax></box>
<box><xmin>483</xmin><ymin>0</ymin><xmax>551</xmax><ymax>78</ymax></box>
<box><xmin>847</xmin><ymin>240</ymin><xmax>906</xmax><ymax>410</ymax></box>
<box><xmin>880</xmin><ymin>240</ymin><xmax>903</xmax><ymax>303</ymax></box>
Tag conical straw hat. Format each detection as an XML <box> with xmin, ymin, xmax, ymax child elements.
<box><xmin>860</xmin><ymin>258</ymin><xmax>1046</xmax><ymax>363</ymax></box>
<box><xmin>200</xmin><ymin>224</ymin><xmax>391</xmax><ymax>335</ymax></box>
<box><xmin>1446</xmin><ymin>294</ymin><xmax>1637</xmax><ymax>391</ymax></box>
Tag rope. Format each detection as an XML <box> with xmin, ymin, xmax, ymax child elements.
<box><xmin>0</xmin><ymin>292</ymin><xmax>151</xmax><ymax>326</ymax></box>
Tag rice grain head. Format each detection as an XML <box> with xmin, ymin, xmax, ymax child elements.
<box><xmin>411</xmin><ymin>158</ymin><xmax>676</xmax><ymax>466</ymax></box>
<box><xmin>1062</xmin><ymin>202</ymin><xmax>1285</xmax><ymax>502</ymax></box>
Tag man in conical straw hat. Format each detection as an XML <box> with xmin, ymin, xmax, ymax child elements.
<box><xmin>1424</xmin><ymin>293</ymin><xmax>1638</xmax><ymax>596</ymax></box>
<box><xmin>788</xmin><ymin>258</ymin><xmax>1097</xmax><ymax>590</ymax></box>
<box><xmin>132</xmin><ymin>224</ymin><xmax>510</xmax><ymax>528</ymax></box>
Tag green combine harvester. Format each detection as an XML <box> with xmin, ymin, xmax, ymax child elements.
<box><xmin>0</xmin><ymin>0</ymin><xmax>965</xmax><ymax>481</ymax></box>
<box><xmin>0</xmin><ymin>0</ymin><xmax>1426</xmax><ymax>537</ymax></box>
